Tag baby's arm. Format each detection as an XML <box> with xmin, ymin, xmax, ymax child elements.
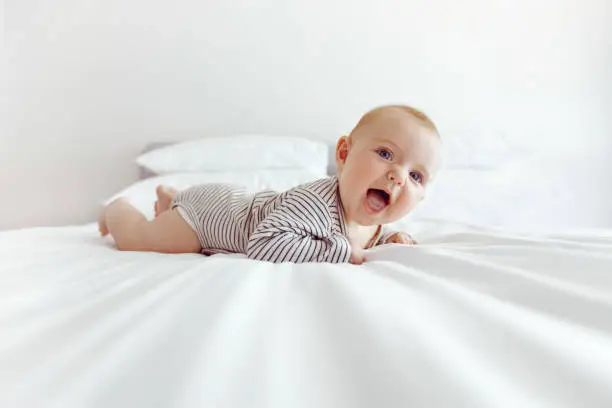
<box><xmin>246</xmin><ymin>190</ymin><xmax>352</xmax><ymax>263</ymax></box>
<box><xmin>99</xmin><ymin>198</ymin><xmax>200</xmax><ymax>253</ymax></box>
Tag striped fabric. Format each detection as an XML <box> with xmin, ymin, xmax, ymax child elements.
<box><xmin>171</xmin><ymin>177</ymin><xmax>369</xmax><ymax>263</ymax></box>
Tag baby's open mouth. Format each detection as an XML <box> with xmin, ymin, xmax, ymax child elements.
<box><xmin>365</xmin><ymin>189</ymin><xmax>390</xmax><ymax>213</ymax></box>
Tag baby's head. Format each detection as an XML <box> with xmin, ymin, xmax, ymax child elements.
<box><xmin>335</xmin><ymin>105</ymin><xmax>441</xmax><ymax>226</ymax></box>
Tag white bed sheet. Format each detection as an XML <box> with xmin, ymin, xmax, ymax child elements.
<box><xmin>0</xmin><ymin>222</ymin><xmax>611</xmax><ymax>408</ymax></box>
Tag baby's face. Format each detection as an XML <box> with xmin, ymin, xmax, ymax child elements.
<box><xmin>336</xmin><ymin>111</ymin><xmax>441</xmax><ymax>226</ymax></box>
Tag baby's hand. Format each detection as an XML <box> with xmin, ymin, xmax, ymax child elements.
<box><xmin>385</xmin><ymin>232</ymin><xmax>417</xmax><ymax>245</ymax></box>
<box><xmin>348</xmin><ymin>236</ymin><xmax>366</xmax><ymax>265</ymax></box>
<box><xmin>349</xmin><ymin>247</ymin><xmax>365</xmax><ymax>265</ymax></box>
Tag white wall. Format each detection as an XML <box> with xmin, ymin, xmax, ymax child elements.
<box><xmin>3</xmin><ymin>0</ymin><xmax>612</xmax><ymax>230</ymax></box>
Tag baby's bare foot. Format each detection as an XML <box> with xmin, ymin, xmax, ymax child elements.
<box><xmin>154</xmin><ymin>185</ymin><xmax>179</xmax><ymax>217</ymax></box>
<box><xmin>98</xmin><ymin>206</ymin><xmax>109</xmax><ymax>236</ymax></box>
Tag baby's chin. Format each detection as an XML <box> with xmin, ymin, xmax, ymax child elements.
<box><xmin>351</xmin><ymin>211</ymin><xmax>399</xmax><ymax>227</ymax></box>
<box><xmin>367</xmin><ymin>210</ymin><xmax>414</xmax><ymax>226</ymax></box>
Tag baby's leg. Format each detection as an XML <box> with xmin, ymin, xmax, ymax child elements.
<box><xmin>154</xmin><ymin>185</ymin><xmax>179</xmax><ymax>217</ymax></box>
<box><xmin>102</xmin><ymin>198</ymin><xmax>201</xmax><ymax>253</ymax></box>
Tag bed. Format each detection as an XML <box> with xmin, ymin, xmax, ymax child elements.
<box><xmin>1</xmin><ymin>137</ymin><xmax>611</xmax><ymax>408</ymax></box>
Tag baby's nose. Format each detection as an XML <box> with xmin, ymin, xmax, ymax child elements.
<box><xmin>387</xmin><ymin>171</ymin><xmax>405</xmax><ymax>186</ymax></box>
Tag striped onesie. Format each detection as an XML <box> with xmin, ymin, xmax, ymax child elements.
<box><xmin>171</xmin><ymin>177</ymin><xmax>391</xmax><ymax>263</ymax></box>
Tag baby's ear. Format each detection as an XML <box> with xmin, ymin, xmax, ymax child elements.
<box><xmin>335</xmin><ymin>135</ymin><xmax>350</xmax><ymax>171</ymax></box>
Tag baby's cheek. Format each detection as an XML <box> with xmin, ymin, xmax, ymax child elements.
<box><xmin>408</xmin><ymin>186</ymin><xmax>425</xmax><ymax>204</ymax></box>
<box><xmin>404</xmin><ymin>187</ymin><xmax>419</xmax><ymax>204</ymax></box>
<box><xmin>395</xmin><ymin>195</ymin><xmax>414</xmax><ymax>216</ymax></box>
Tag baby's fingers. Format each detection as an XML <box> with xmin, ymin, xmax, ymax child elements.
<box><xmin>388</xmin><ymin>233</ymin><xmax>417</xmax><ymax>245</ymax></box>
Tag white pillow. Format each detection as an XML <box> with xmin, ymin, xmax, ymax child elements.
<box><xmin>136</xmin><ymin>135</ymin><xmax>329</xmax><ymax>175</ymax></box>
<box><xmin>104</xmin><ymin>169</ymin><xmax>326</xmax><ymax>220</ymax></box>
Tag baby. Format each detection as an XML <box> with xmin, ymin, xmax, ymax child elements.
<box><xmin>99</xmin><ymin>105</ymin><xmax>441</xmax><ymax>264</ymax></box>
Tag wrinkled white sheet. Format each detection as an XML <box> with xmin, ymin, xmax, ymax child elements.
<box><xmin>0</xmin><ymin>222</ymin><xmax>611</xmax><ymax>408</ymax></box>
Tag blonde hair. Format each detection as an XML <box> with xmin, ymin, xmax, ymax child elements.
<box><xmin>350</xmin><ymin>105</ymin><xmax>439</xmax><ymax>138</ymax></box>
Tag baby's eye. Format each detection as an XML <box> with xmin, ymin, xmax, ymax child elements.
<box><xmin>376</xmin><ymin>149</ymin><xmax>393</xmax><ymax>161</ymax></box>
<box><xmin>409</xmin><ymin>171</ymin><xmax>423</xmax><ymax>184</ymax></box>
